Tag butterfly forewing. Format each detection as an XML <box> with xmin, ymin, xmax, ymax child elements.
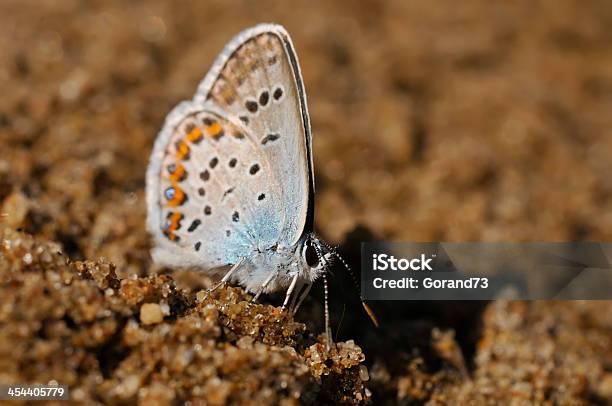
<box><xmin>195</xmin><ymin>25</ymin><xmax>313</xmax><ymax>247</ymax></box>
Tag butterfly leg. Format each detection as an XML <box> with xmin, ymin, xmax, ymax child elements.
<box><xmin>281</xmin><ymin>275</ymin><xmax>301</xmax><ymax>310</ymax></box>
<box><xmin>291</xmin><ymin>282</ymin><xmax>312</xmax><ymax>315</ymax></box>
<box><xmin>208</xmin><ymin>258</ymin><xmax>245</xmax><ymax>293</ymax></box>
<box><xmin>287</xmin><ymin>279</ymin><xmax>305</xmax><ymax>311</ymax></box>
<box><xmin>251</xmin><ymin>271</ymin><xmax>276</xmax><ymax>303</ymax></box>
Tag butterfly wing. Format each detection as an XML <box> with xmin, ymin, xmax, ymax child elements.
<box><xmin>195</xmin><ymin>23</ymin><xmax>315</xmax><ymax>247</ymax></box>
<box><xmin>146</xmin><ymin>102</ymin><xmax>286</xmax><ymax>269</ymax></box>
<box><xmin>146</xmin><ymin>24</ymin><xmax>314</xmax><ymax>269</ymax></box>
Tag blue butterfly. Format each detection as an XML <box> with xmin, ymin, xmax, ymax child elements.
<box><xmin>146</xmin><ymin>24</ymin><xmax>378</xmax><ymax>345</ymax></box>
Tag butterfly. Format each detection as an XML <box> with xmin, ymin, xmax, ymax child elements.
<box><xmin>146</xmin><ymin>24</ymin><xmax>377</xmax><ymax>344</ymax></box>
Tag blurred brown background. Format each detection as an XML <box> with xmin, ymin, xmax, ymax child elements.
<box><xmin>2</xmin><ymin>0</ymin><xmax>612</xmax><ymax>265</ymax></box>
<box><xmin>1</xmin><ymin>0</ymin><xmax>611</xmax><ymax>404</ymax></box>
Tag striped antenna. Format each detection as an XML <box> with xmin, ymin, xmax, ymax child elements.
<box><xmin>319</xmin><ymin>239</ymin><xmax>380</xmax><ymax>328</ymax></box>
<box><xmin>323</xmin><ymin>273</ymin><xmax>332</xmax><ymax>351</ymax></box>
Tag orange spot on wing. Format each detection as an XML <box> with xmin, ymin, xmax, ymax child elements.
<box><xmin>206</xmin><ymin>122</ymin><xmax>224</xmax><ymax>139</ymax></box>
<box><xmin>169</xmin><ymin>212</ymin><xmax>183</xmax><ymax>230</ymax></box>
<box><xmin>167</xmin><ymin>185</ymin><xmax>186</xmax><ymax>207</ymax></box>
<box><xmin>186</xmin><ymin>127</ymin><xmax>203</xmax><ymax>144</ymax></box>
<box><xmin>175</xmin><ymin>140</ymin><xmax>190</xmax><ymax>160</ymax></box>
<box><xmin>163</xmin><ymin>212</ymin><xmax>184</xmax><ymax>241</ymax></box>
<box><xmin>169</xmin><ymin>163</ymin><xmax>186</xmax><ymax>182</ymax></box>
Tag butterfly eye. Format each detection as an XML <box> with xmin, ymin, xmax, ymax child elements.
<box><xmin>304</xmin><ymin>243</ymin><xmax>319</xmax><ymax>268</ymax></box>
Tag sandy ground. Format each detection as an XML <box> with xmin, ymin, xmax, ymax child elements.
<box><xmin>1</xmin><ymin>0</ymin><xmax>612</xmax><ymax>404</ymax></box>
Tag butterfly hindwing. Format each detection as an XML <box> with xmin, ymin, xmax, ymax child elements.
<box><xmin>146</xmin><ymin>102</ymin><xmax>283</xmax><ymax>269</ymax></box>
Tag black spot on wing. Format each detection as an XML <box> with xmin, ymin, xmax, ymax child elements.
<box><xmin>261</xmin><ymin>133</ymin><xmax>280</xmax><ymax>145</ymax></box>
<box><xmin>245</xmin><ymin>100</ymin><xmax>258</xmax><ymax>113</ymax></box>
<box><xmin>223</xmin><ymin>187</ymin><xmax>235</xmax><ymax>200</ymax></box>
<box><xmin>187</xmin><ymin>219</ymin><xmax>201</xmax><ymax>232</ymax></box>
<box><xmin>259</xmin><ymin>91</ymin><xmax>269</xmax><ymax>106</ymax></box>
<box><xmin>273</xmin><ymin>87</ymin><xmax>283</xmax><ymax>100</ymax></box>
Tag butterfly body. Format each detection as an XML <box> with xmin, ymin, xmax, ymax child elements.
<box><xmin>229</xmin><ymin>235</ymin><xmax>327</xmax><ymax>294</ymax></box>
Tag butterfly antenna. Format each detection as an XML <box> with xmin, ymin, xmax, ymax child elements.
<box><xmin>312</xmin><ymin>241</ymin><xmax>333</xmax><ymax>350</ymax></box>
<box><xmin>319</xmin><ymin>240</ymin><xmax>380</xmax><ymax>328</ymax></box>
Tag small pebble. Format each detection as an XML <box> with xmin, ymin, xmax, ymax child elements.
<box><xmin>140</xmin><ymin>303</ymin><xmax>164</xmax><ymax>325</ymax></box>
<box><xmin>359</xmin><ymin>365</ymin><xmax>370</xmax><ymax>381</ymax></box>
